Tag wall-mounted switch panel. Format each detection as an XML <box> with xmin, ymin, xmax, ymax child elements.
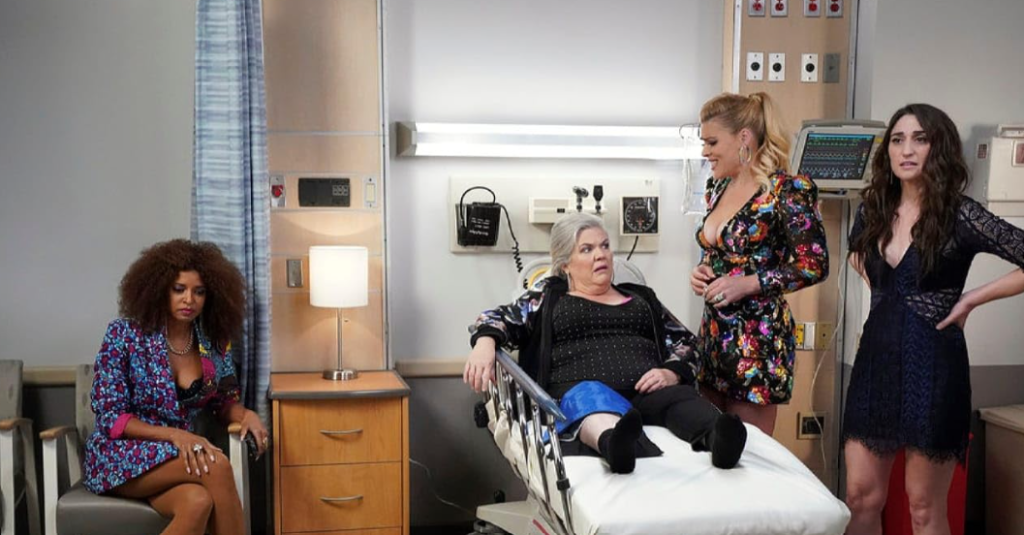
<box><xmin>827</xmin><ymin>0</ymin><xmax>843</xmax><ymax>17</ymax></box>
<box><xmin>768</xmin><ymin>53</ymin><xmax>786</xmax><ymax>82</ymax></box>
<box><xmin>770</xmin><ymin>0</ymin><xmax>788</xmax><ymax>17</ymax></box>
<box><xmin>363</xmin><ymin>177</ymin><xmax>378</xmax><ymax>209</ymax></box>
<box><xmin>748</xmin><ymin>0</ymin><xmax>765</xmax><ymax>17</ymax></box>
<box><xmin>746</xmin><ymin>52</ymin><xmax>765</xmax><ymax>82</ymax></box>
<box><xmin>801</xmin><ymin>53</ymin><xmax>819</xmax><ymax>82</ymax></box>
<box><xmin>286</xmin><ymin>259</ymin><xmax>303</xmax><ymax>288</ymax></box>
<box><xmin>824</xmin><ymin>52</ymin><xmax>841</xmax><ymax>83</ymax></box>
<box><xmin>803</xmin><ymin>0</ymin><xmax>821</xmax><ymax>17</ymax></box>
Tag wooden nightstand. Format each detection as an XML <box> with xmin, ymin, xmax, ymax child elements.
<box><xmin>270</xmin><ymin>371</ymin><xmax>410</xmax><ymax>535</ymax></box>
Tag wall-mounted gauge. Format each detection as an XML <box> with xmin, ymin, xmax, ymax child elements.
<box><xmin>620</xmin><ymin>196</ymin><xmax>659</xmax><ymax>236</ymax></box>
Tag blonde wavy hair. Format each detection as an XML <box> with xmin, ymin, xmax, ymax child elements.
<box><xmin>700</xmin><ymin>92</ymin><xmax>791</xmax><ymax>190</ymax></box>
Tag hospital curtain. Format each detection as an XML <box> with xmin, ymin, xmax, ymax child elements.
<box><xmin>191</xmin><ymin>0</ymin><xmax>271</xmax><ymax>421</ymax></box>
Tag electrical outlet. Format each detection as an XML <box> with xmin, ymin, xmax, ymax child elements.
<box><xmin>748</xmin><ymin>0</ymin><xmax>765</xmax><ymax>17</ymax></box>
<box><xmin>770</xmin><ymin>0</ymin><xmax>788</xmax><ymax>17</ymax></box>
<box><xmin>814</xmin><ymin>322</ymin><xmax>835</xmax><ymax>350</ymax></box>
<box><xmin>824</xmin><ymin>52</ymin><xmax>841</xmax><ymax>83</ymax></box>
<box><xmin>793</xmin><ymin>322</ymin><xmax>806</xmax><ymax>348</ymax></box>
<box><xmin>826</xmin><ymin>0</ymin><xmax>843</xmax><ymax>17</ymax></box>
<box><xmin>768</xmin><ymin>53</ymin><xmax>786</xmax><ymax>82</ymax></box>
<box><xmin>803</xmin><ymin>0</ymin><xmax>821</xmax><ymax>17</ymax></box>
<box><xmin>798</xmin><ymin>412</ymin><xmax>826</xmax><ymax>439</ymax></box>
<box><xmin>801</xmin><ymin>53</ymin><xmax>819</xmax><ymax>82</ymax></box>
<box><xmin>746</xmin><ymin>52</ymin><xmax>764</xmax><ymax>82</ymax></box>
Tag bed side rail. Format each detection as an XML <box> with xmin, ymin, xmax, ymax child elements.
<box><xmin>488</xmin><ymin>349</ymin><xmax>574</xmax><ymax>535</ymax></box>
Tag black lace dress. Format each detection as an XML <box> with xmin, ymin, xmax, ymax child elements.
<box><xmin>843</xmin><ymin>197</ymin><xmax>1024</xmax><ymax>463</ymax></box>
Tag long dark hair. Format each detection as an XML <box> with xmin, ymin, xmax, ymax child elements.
<box><xmin>850</xmin><ymin>103</ymin><xmax>969</xmax><ymax>274</ymax></box>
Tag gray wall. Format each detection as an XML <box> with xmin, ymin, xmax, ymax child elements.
<box><xmin>0</xmin><ymin>0</ymin><xmax>195</xmax><ymax>368</ymax></box>
<box><xmin>385</xmin><ymin>0</ymin><xmax>723</xmax><ymax>526</ymax></box>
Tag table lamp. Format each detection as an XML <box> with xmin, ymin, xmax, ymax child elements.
<box><xmin>309</xmin><ymin>245</ymin><xmax>369</xmax><ymax>380</ymax></box>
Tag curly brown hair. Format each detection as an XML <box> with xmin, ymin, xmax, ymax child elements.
<box><xmin>119</xmin><ymin>239</ymin><xmax>246</xmax><ymax>349</ymax></box>
<box><xmin>850</xmin><ymin>103</ymin><xmax>969</xmax><ymax>275</ymax></box>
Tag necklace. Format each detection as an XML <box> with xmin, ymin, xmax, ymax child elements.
<box><xmin>166</xmin><ymin>326</ymin><xmax>194</xmax><ymax>355</ymax></box>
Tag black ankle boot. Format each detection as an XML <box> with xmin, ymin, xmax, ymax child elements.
<box><xmin>597</xmin><ymin>409</ymin><xmax>642</xmax><ymax>474</ymax></box>
<box><xmin>709</xmin><ymin>413</ymin><xmax>747</xmax><ymax>469</ymax></box>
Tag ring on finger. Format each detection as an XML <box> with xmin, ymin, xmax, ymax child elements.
<box><xmin>714</xmin><ymin>292</ymin><xmax>726</xmax><ymax>303</ymax></box>
<box><xmin>192</xmin><ymin>443</ymin><xmax>204</xmax><ymax>453</ymax></box>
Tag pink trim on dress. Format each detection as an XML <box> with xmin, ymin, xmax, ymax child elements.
<box><xmin>110</xmin><ymin>413</ymin><xmax>134</xmax><ymax>439</ymax></box>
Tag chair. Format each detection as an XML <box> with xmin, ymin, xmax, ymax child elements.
<box><xmin>40</xmin><ymin>364</ymin><xmax>255</xmax><ymax>535</ymax></box>
<box><xmin>0</xmin><ymin>360</ymin><xmax>41</xmax><ymax>535</ymax></box>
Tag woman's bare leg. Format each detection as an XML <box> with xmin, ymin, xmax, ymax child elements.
<box><xmin>141</xmin><ymin>483</ymin><xmax>213</xmax><ymax>535</ymax></box>
<box><xmin>844</xmin><ymin>440</ymin><xmax>896</xmax><ymax>535</ymax></box>
<box><xmin>111</xmin><ymin>451</ymin><xmax>243</xmax><ymax>535</ymax></box>
<box><xmin>904</xmin><ymin>451</ymin><xmax>956</xmax><ymax>535</ymax></box>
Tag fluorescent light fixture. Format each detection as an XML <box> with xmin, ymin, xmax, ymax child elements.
<box><xmin>396</xmin><ymin>122</ymin><xmax>704</xmax><ymax>160</ymax></box>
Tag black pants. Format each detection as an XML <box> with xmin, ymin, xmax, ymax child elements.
<box><xmin>559</xmin><ymin>383</ymin><xmax>721</xmax><ymax>457</ymax></box>
<box><xmin>631</xmin><ymin>384</ymin><xmax>721</xmax><ymax>448</ymax></box>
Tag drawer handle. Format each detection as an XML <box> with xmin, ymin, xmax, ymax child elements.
<box><xmin>320</xmin><ymin>495</ymin><xmax>364</xmax><ymax>503</ymax></box>
<box><xmin>319</xmin><ymin>429</ymin><xmax>363</xmax><ymax>436</ymax></box>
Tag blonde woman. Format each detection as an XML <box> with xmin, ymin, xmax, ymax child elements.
<box><xmin>690</xmin><ymin>92</ymin><xmax>829</xmax><ymax>435</ymax></box>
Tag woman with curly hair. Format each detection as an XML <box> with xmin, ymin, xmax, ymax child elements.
<box><xmin>690</xmin><ymin>92</ymin><xmax>829</xmax><ymax>435</ymax></box>
<box><xmin>843</xmin><ymin>104</ymin><xmax>1024</xmax><ymax>534</ymax></box>
<box><xmin>82</xmin><ymin>239</ymin><xmax>268</xmax><ymax>535</ymax></box>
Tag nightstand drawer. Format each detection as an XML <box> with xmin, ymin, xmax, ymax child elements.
<box><xmin>280</xmin><ymin>397</ymin><xmax>401</xmax><ymax>465</ymax></box>
<box><xmin>280</xmin><ymin>463</ymin><xmax>402</xmax><ymax>532</ymax></box>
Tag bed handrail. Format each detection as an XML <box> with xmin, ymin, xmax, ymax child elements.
<box><xmin>495</xmin><ymin>349</ymin><xmax>566</xmax><ymax>422</ymax></box>
<box><xmin>490</xmin><ymin>348</ymin><xmax>574</xmax><ymax>535</ymax></box>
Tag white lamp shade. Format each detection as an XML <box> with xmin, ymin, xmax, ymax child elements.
<box><xmin>309</xmin><ymin>246</ymin><xmax>369</xmax><ymax>308</ymax></box>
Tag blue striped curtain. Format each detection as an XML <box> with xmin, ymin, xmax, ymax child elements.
<box><xmin>192</xmin><ymin>0</ymin><xmax>271</xmax><ymax>421</ymax></box>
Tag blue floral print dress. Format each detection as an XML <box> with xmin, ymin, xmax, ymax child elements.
<box><xmin>695</xmin><ymin>171</ymin><xmax>829</xmax><ymax>405</ymax></box>
<box><xmin>83</xmin><ymin>318</ymin><xmax>240</xmax><ymax>494</ymax></box>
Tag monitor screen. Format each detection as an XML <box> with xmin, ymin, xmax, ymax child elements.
<box><xmin>797</xmin><ymin>132</ymin><xmax>876</xmax><ymax>182</ymax></box>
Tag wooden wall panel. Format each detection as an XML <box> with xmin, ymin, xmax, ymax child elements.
<box><xmin>265</xmin><ymin>0</ymin><xmax>386</xmax><ymax>373</ymax></box>
<box><xmin>264</xmin><ymin>0</ymin><xmax>381</xmax><ymax>133</ymax></box>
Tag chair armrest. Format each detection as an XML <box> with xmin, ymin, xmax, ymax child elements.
<box><xmin>0</xmin><ymin>417</ymin><xmax>32</xmax><ymax>432</ymax></box>
<box><xmin>39</xmin><ymin>425</ymin><xmax>77</xmax><ymax>441</ymax></box>
<box><xmin>227</xmin><ymin>422</ymin><xmax>242</xmax><ymax>435</ymax></box>
<box><xmin>226</xmin><ymin>422</ymin><xmax>251</xmax><ymax>535</ymax></box>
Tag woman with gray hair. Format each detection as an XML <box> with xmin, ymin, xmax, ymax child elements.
<box><xmin>464</xmin><ymin>213</ymin><xmax>747</xmax><ymax>473</ymax></box>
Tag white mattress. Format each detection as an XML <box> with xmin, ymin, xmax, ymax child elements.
<box><xmin>560</xmin><ymin>425</ymin><xmax>850</xmax><ymax>535</ymax></box>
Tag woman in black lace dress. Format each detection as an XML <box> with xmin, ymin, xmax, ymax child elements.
<box><xmin>843</xmin><ymin>104</ymin><xmax>1024</xmax><ymax>535</ymax></box>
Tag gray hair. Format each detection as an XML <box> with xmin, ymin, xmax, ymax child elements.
<box><xmin>550</xmin><ymin>212</ymin><xmax>607</xmax><ymax>277</ymax></box>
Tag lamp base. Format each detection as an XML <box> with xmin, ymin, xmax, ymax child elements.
<box><xmin>323</xmin><ymin>368</ymin><xmax>359</xmax><ymax>381</ymax></box>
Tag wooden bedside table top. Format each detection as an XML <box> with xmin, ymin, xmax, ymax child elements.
<box><xmin>269</xmin><ymin>370</ymin><xmax>410</xmax><ymax>400</ymax></box>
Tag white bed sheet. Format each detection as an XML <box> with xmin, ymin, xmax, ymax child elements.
<box><xmin>561</xmin><ymin>424</ymin><xmax>850</xmax><ymax>535</ymax></box>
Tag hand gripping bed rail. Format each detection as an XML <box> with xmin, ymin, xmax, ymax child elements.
<box><xmin>488</xmin><ymin>349</ymin><xmax>575</xmax><ymax>535</ymax></box>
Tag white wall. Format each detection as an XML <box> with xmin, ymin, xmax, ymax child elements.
<box><xmin>849</xmin><ymin>0</ymin><xmax>1024</xmax><ymax>366</ymax></box>
<box><xmin>0</xmin><ymin>0</ymin><xmax>195</xmax><ymax>366</ymax></box>
<box><xmin>386</xmin><ymin>0</ymin><xmax>724</xmax><ymax>361</ymax></box>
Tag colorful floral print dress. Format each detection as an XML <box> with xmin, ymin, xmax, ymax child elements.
<box><xmin>695</xmin><ymin>171</ymin><xmax>829</xmax><ymax>405</ymax></box>
<box><xmin>83</xmin><ymin>318</ymin><xmax>240</xmax><ymax>494</ymax></box>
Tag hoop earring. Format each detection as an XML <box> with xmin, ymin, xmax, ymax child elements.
<box><xmin>739</xmin><ymin>145</ymin><xmax>752</xmax><ymax>166</ymax></box>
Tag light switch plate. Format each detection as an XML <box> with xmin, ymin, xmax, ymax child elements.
<box><xmin>770</xmin><ymin>0</ymin><xmax>788</xmax><ymax>17</ymax></box>
<box><xmin>748</xmin><ymin>0</ymin><xmax>765</xmax><ymax>17</ymax></box>
<box><xmin>286</xmin><ymin>259</ymin><xmax>303</xmax><ymax>288</ymax></box>
<box><xmin>824</xmin><ymin>52</ymin><xmax>841</xmax><ymax>83</ymax></box>
<box><xmin>746</xmin><ymin>52</ymin><xmax>765</xmax><ymax>82</ymax></box>
<box><xmin>803</xmin><ymin>0</ymin><xmax>821</xmax><ymax>17</ymax></box>
<box><xmin>801</xmin><ymin>53</ymin><xmax>819</xmax><ymax>82</ymax></box>
<box><xmin>826</xmin><ymin>0</ymin><xmax>843</xmax><ymax>17</ymax></box>
<box><xmin>768</xmin><ymin>53</ymin><xmax>786</xmax><ymax>82</ymax></box>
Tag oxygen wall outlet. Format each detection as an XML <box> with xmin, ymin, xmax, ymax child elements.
<box><xmin>748</xmin><ymin>0</ymin><xmax>765</xmax><ymax>17</ymax></box>
<box><xmin>826</xmin><ymin>0</ymin><xmax>843</xmax><ymax>17</ymax></box>
<box><xmin>770</xmin><ymin>0</ymin><xmax>788</xmax><ymax>17</ymax></box>
<box><xmin>801</xmin><ymin>53</ymin><xmax>819</xmax><ymax>82</ymax></box>
<box><xmin>768</xmin><ymin>53</ymin><xmax>786</xmax><ymax>82</ymax></box>
<box><xmin>803</xmin><ymin>0</ymin><xmax>820</xmax><ymax>17</ymax></box>
<box><xmin>746</xmin><ymin>52</ymin><xmax>764</xmax><ymax>82</ymax></box>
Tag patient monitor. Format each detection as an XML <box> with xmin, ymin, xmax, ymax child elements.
<box><xmin>791</xmin><ymin>120</ymin><xmax>886</xmax><ymax>193</ymax></box>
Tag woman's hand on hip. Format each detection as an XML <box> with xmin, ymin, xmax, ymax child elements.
<box><xmin>464</xmin><ymin>338</ymin><xmax>497</xmax><ymax>393</ymax></box>
<box><xmin>704</xmin><ymin>274</ymin><xmax>761</xmax><ymax>309</ymax></box>
<box><xmin>239</xmin><ymin>409</ymin><xmax>270</xmax><ymax>459</ymax></box>
<box><xmin>168</xmin><ymin>429</ymin><xmax>221</xmax><ymax>477</ymax></box>
<box><xmin>690</xmin><ymin>264</ymin><xmax>716</xmax><ymax>296</ymax></box>
<box><xmin>635</xmin><ymin>368</ymin><xmax>679</xmax><ymax>394</ymax></box>
<box><xmin>936</xmin><ymin>292</ymin><xmax>977</xmax><ymax>331</ymax></box>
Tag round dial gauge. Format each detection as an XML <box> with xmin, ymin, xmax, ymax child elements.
<box><xmin>622</xmin><ymin>197</ymin><xmax>658</xmax><ymax>234</ymax></box>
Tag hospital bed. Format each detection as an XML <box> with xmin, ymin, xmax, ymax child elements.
<box><xmin>475</xmin><ymin>348</ymin><xmax>851</xmax><ymax>535</ymax></box>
